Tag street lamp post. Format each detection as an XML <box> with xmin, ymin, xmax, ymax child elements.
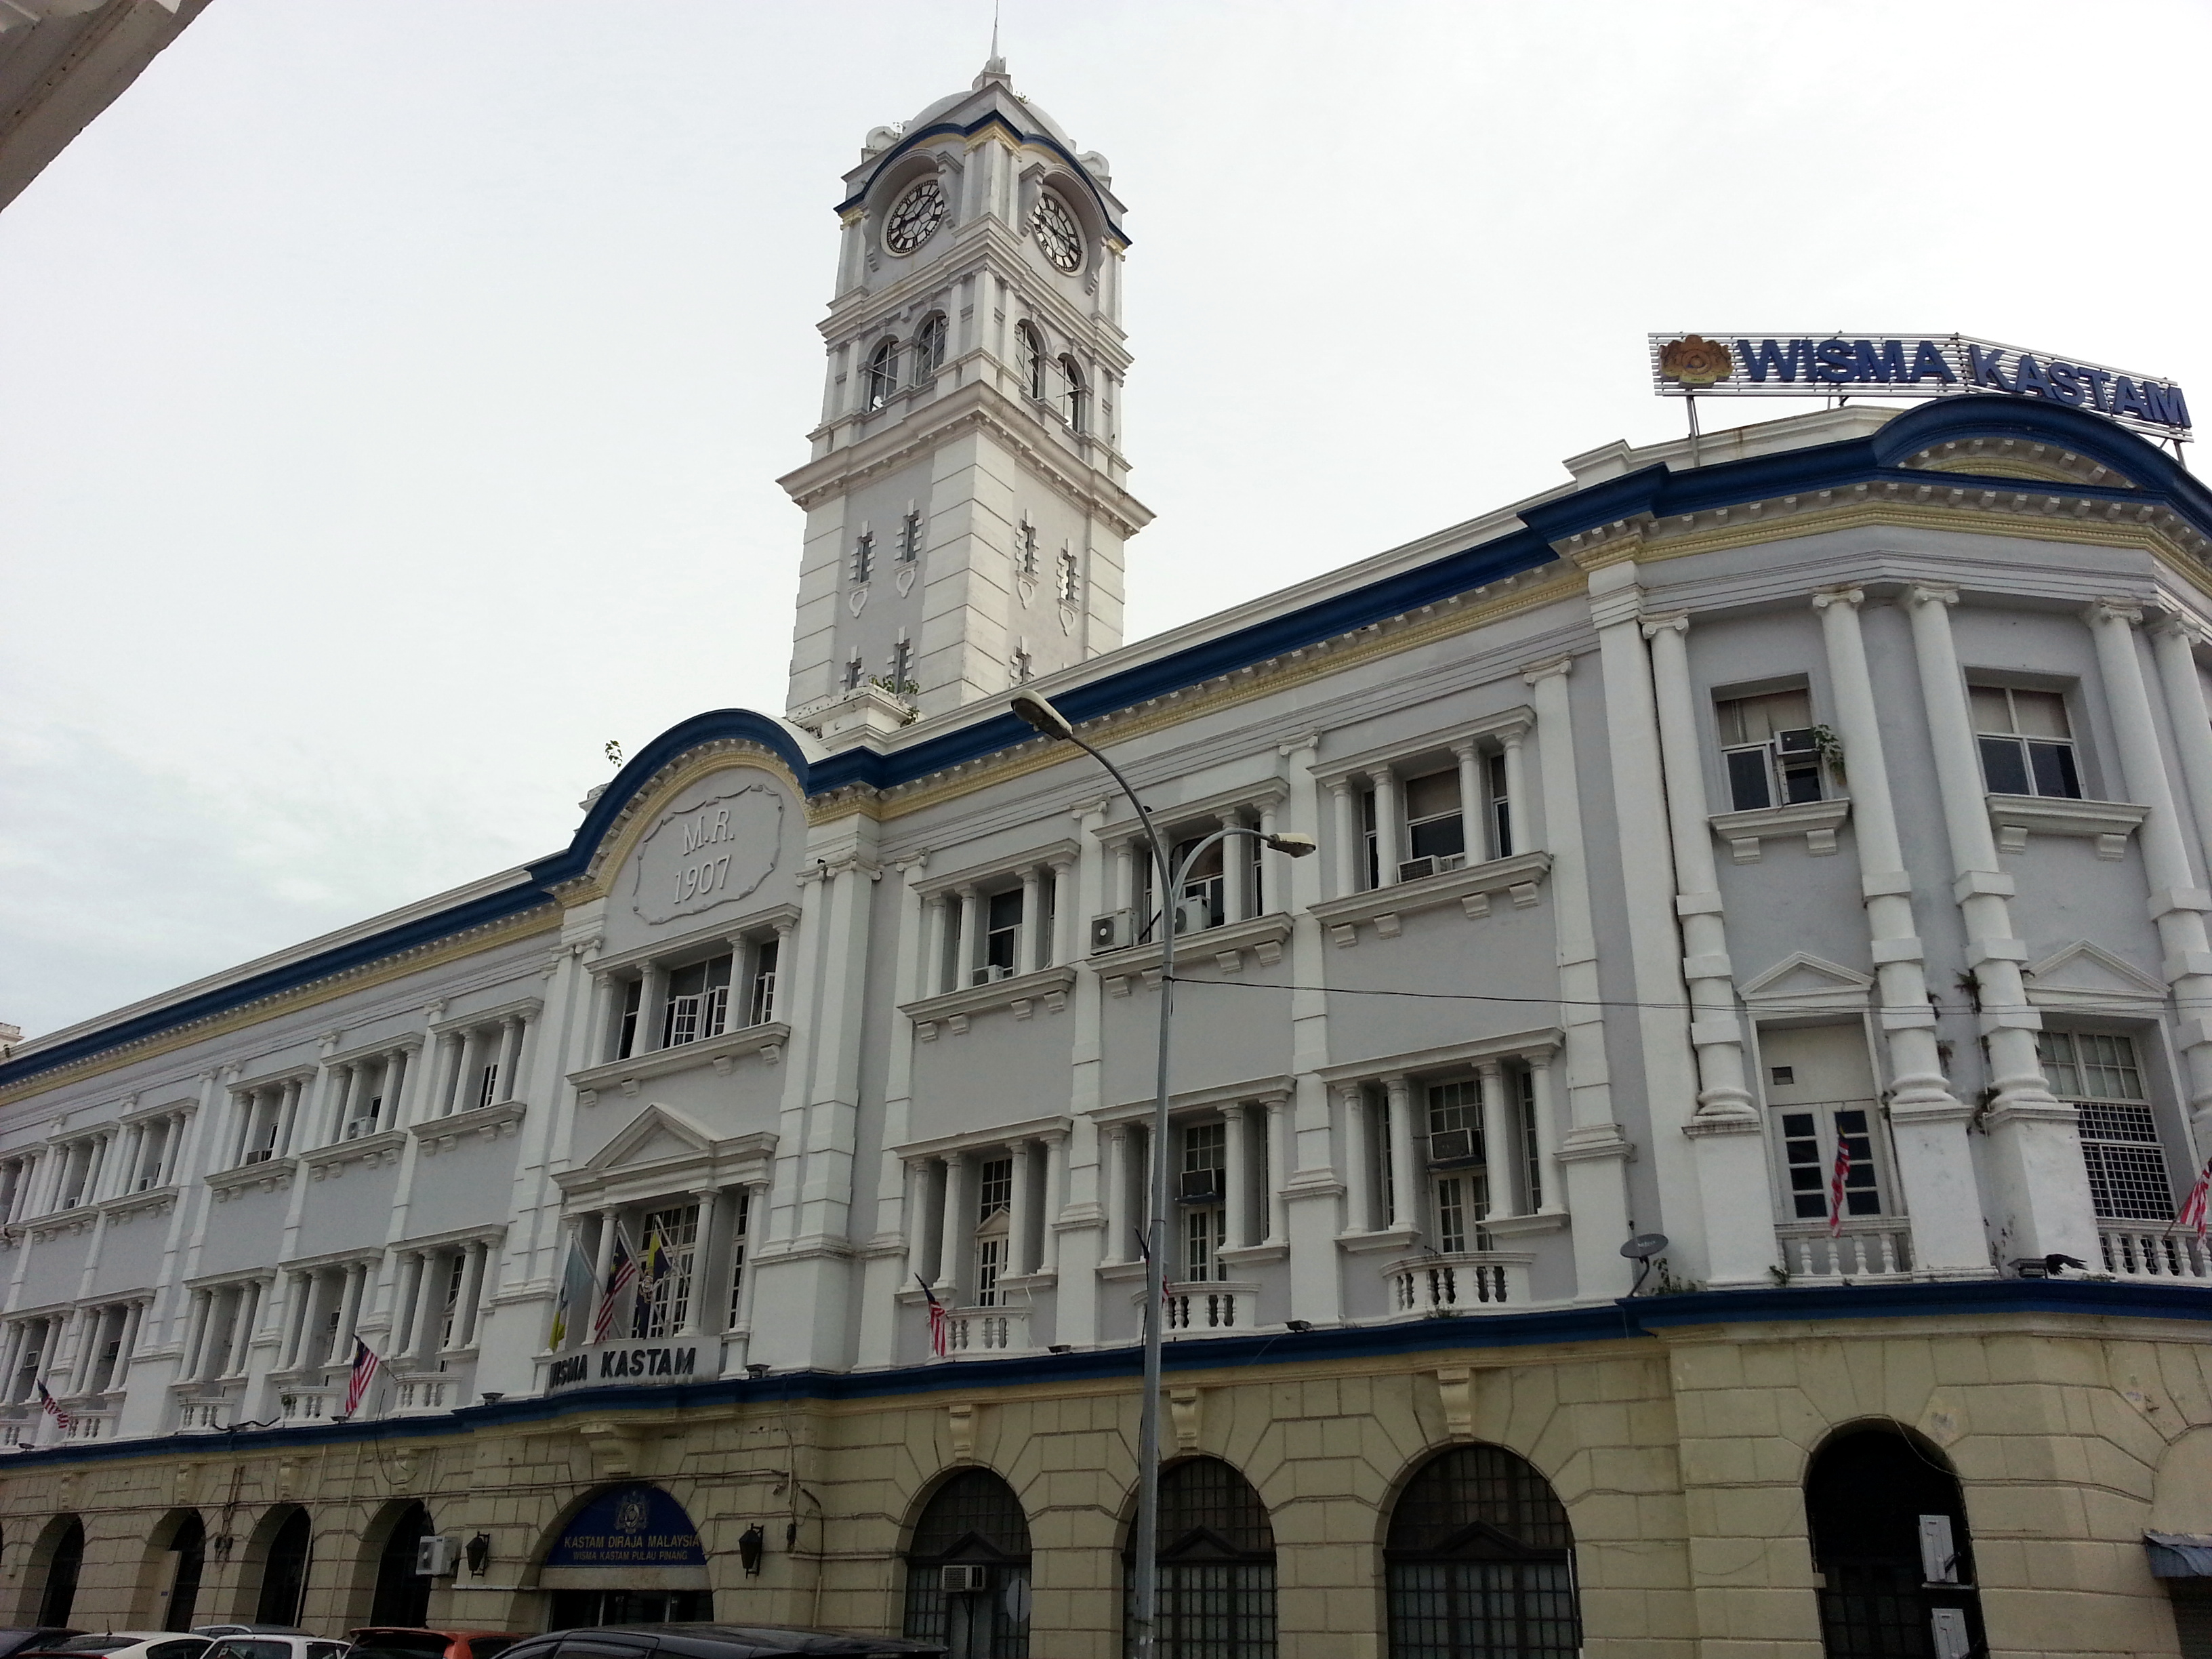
<box><xmin>1009</xmin><ymin>690</ymin><xmax>1315</xmax><ymax>1659</ymax></box>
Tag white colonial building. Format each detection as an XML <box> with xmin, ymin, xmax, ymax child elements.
<box><xmin>2</xmin><ymin>55</ymin><xmax>2210</xmax><ymax>1659</ymax></box>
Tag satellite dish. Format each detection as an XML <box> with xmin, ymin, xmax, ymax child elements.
<box><xmin>1620</xmin><ymin>1233</ymin><xmax>1669</xmax><ymax>1261</ymax></box>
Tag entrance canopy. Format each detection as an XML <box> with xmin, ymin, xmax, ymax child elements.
<box><xmin>541</xmin><ymin>1485</ymin><xmax>710</xmax><ymax>1591</ymax></box>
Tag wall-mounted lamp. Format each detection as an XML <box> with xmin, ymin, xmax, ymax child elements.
<box><xmin>1047</xmin><ymin>1344</ymin><xmax>1073</xmax><ymax>1355</ymax></box>
<box><xmin>464</xmin><ymin>1534</ymin><xmax>492</xmax><ymax>1578</ymax></box>
<box><xmin>1284</xmin><ymin>1319</ymin><xmax>1313</xmax><ymax>1333</ymax></box>
<box><xmin>737</xmin><ymin>1523</ymin><xmax>766</xmax><ymax>1576</ymax></box>
<box><xmin>480</xmin><ymin>1392</ymin><xmax>504</xmax><ymax>1404</ymax></box>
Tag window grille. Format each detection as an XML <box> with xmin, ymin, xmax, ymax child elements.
<box><xmin>1972</xmin><ymin>685</ymin><xmax>2081</xmax><ymax>798</ymax></box>
<box><xmin>1125</xmin><ymin>1458</ymin><xmax>1276</xmax><ymax>1659</ymax></box>
<box><xmin>1805</xmin><ymin>1429</ymin><xmax>1983</xmax><ymax>1659</ymax></box>
<box><xmin>632</xmin><ymin>1204</ymin><xmax>699</xmax><ymax>1338</ymax></box>
<box><xmin>903</xmin><ymin>1469</ymin><xmax>1033</xmax><ymax>1658</ymax></box>
<box><xmin>866</xmin><ymin>338</ymin><xmax>900</xmax><ymax>411</ymax></box>
<box><xmin>1386</xmin><ymin>1445</ymin><xmax>1578</xmax><ymax>1659</ymax></box>
<box><xmin>1718</xmin><ymin>688</ymin><xmax>1824</xmax><ymax>812</ymax></box>
<box><xmin>2040</xmin><ymin>1031</ymin><xmax>2174</xmax><ymax>1218</ymax></box>
<box><xmin>977</xmin><ymin>1158</ymin><xmax>1014</xmax><ymax>1218</ymax></box>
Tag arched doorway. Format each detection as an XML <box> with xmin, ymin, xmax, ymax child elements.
<box><xmin>1124</xmin><ymin>1458</ymin><xmax>1276</xmax><ymax>1659</ymax></box>
<box><xmin>370</xmin><ymin>1503</ymin><xmax>435</xmax><ymax>1628</ymax></box>
<box><xmin>162</xmin><ymin>1511</ymin><xmax>209</xmax><ymax>1631</ymax></box>
<box><xmin>1805</xmin><ymin>1426</ymin><xmax>1983</xmax><ymax>1658</ymax></box>
<box><xmin>1385</xmin><ymin>1444</ymin><xmax>1580</xmax><ymax>1658</ymax></box>
<box><xmin>35</xmin><ymin>1516</ymin><xmax>85</xmax><ymax>1627</ymax></box>
<box><xmin>901</xmin><ymin>1469</ymin><xmax>1032</xmax><ymax>1658</ymax></box>
<box><xmin>540</xmin><ymin>1485</ymin><xmax>710</xmax><ymax>1627</ymax></box>
<box><xmin>256</xmin><ymin>1507</ymin><xmax>314</xmax><ymax>1626</ymax></box>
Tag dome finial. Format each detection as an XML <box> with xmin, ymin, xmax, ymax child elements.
<box><xmin>976</xmin><ymin>0</ymin><xmax>1008</xmax><ymax>82</ymax></box>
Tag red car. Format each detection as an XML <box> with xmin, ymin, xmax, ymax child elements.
<box><xmin>345</xmin><ymin>1634</ymin><xmax>519</xmax><ymax>1659</ymax></box>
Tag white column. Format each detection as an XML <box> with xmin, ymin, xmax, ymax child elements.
<box><xmin>1454</xmin><ymin>741</ymin><xmax>1488</xmax><ymax>861</ymax></box>
<box><xmin>329</xmin><ymin>1065</ymin><xmax>360</xmax><ymax>1139</ymax></box>
<box><xmin>1222</xmin><ymin>811</ymin><xmax>1252</xmax><ymax>924</ymax></box>
<box><xmin>1813</xmin><ymin>589</ymin><xmax>1982</xmax><ymax>1271</ymax></box>
<box><xmin>1525</xmin><ymin>1050</ymin><xmax>1565</xmax><ymax>1216</ymax></box>
<box><xmin>115</xmin><ymin>1125</ymin><xmax>144</xmax><ymax>1198</ymax></box>
<box><xmin>386</xmin><ymin>1254</ymin><xmax>422</xmax><ymax>1361</ymax></box>
<box><xmin>114</xmin><ymin>1299</ymin><xmax>146</xmax><ymax>1389</ymax></box>
<box><xmin>156</xmin><ymin>1115</ymin><xmax>182</xmax><ymax>1186</ymax></box>
<box><xmin>1113</xmin><ymin>840</ymin><xmax>1137</xmax><ymax>918</ymax></box>
<box><xmin>453</xmin><ymin>1242</ymin><xmax>489</xmax><ymax>1348</ymax></box>
<box><xmin>226</xmin><ymin>1090</ymin><xmax>255</xmax><ymax>1166</ymax></box>
<box><xmin>409</xmin><ymin>1255</ymin><xmax>445</xmax><ymax>1366</ymax></box>
<box><xmin>733</xmin><ymin>1183</ymin><xmax>769</xmax><ymax>1333</ymax></box>
<box><xmin>1008</xmin><ymin>1139</ymin><xmax>1039</xmax><ymax>1276</ymax></box>
<box><xmin>1329</xmin><ymin>781</ymin><xmax>1359</xmax><ymax>899</ymax></box>
<box><xmin>589</xmin><ymin>1209</ymin><xmax>617</xmax><ymax>1342</ymax></box>
<box><xmin>1019</xmin><ymin>865</ymin><xmax>1045</xmax><ymax>974</ymax></box>
<box><xmin>1222</xmin><ymin>1103</ymin><xmax>1253</xmax><ymax>1249</ymax></box>
<box><xmin>1371</xmin><ymin>766</ymin><xmax>1401</xmax><ymax>886</ymax></box>
<box><xmin>1908</xmin><ymin>583</ymin><xmax>2095</xmax><ymax>1260</ymax></box>
<box><xmin>1041</xmin><ymin>1130</ymin><xmax>1068</xmax><ymax>1274</ymax></box>
<box><xmin>680</xmin><ymin>1189</ymin><xmax>720</xmax><ymax>1338</ymax></box>
<box><xmin>1051</xmin><ymin>856</ymin><xmax>1080</xmax><ymax>964</ymax></box>
<box><xmin>903</xmin><ymin>1160</ymin><xmax>937</xmax><ymax>1289</ymax></box>
<box><xmin>957</xmin><ymin>884</ymin><xmax>985</xmax><ymax>983</ymax></box>
<box><xmin>1501</xmin><ymin>729</ymin><xmax>1530</xmax><ymax>854</ymax></box>
<box><xmin>1339</xmin><ymin>1084</ymin><xmax>1374</xmax><ymax>1235</ymax></box>
<box><xmin>2089</xmin><ymin>600</ymin><xmax>2212</xmax><ymax>1147</ymax></box>
<box><xmin>1262</xmin><ymin>1093</ymin><xmax>1291</xmax><ymax>1248</ymax></box>
<box><xmin>936</xmin><ymin>1153</ymin><xmax>971</xmax><ymax>1300</ymax></box>
<box><xmin>1643</xmin><ymin>611</ymin><xmax>1777</xmax><ymax>1285</ymax></box>
<box><xmin>382</xmin><ymin>1047</ymin><xmax>411</xmax><ymax>1126</ymax></box>
<box><xmin>278</xmin><ymin>1271</ymin><xmax>312</xmax><ymax>1371</ymax></box>
<box><xmin>1476</xmin><ymin>1059</ymin><xmax>1517</xmax><ymax>1221</ymax></box>
<box><xmin>638</xmin><ymin>960</ymin><xmax>670</xmax><ymax>1052</ymax></box>
<box><xmin>1101</xmin><ymin>1124</ymin><xmax>1131</xmax><ymax>1264</ymax></box>
<box><xmin>920</xmin><ymin>894</ymin><xmax>949</xmax><ymax>994</ymax></box>
<box><xmin>327</xmin><ymin>1263</ymin><xmax>366</xmax><ymax>1367</ymax></box>
<box><xmin>586</xmin><ymin>972</ymin><xmax>616</xmax><ymax>1061</ymax></box>
<box><xmin>495</xmin><ymin>1016</ymin><xmax>526</xmax><ymax>1105</ymax></box>
<box><xmin>224</xmin><ymin>1281</ymin><xmax>261</xmax><ymax>1377</ymax></box>
<box><xmin>272</xmin><ymin>1081</ymin><xmax>301</xmax><ymax>1153</ymax></box>
<box><xmin>1384</xmin><ymin>1074</ymin><xmax>1420</xmax><ymax>1233</ymax></box>
<box><xmin>180</xmin><ymin>1288</ymin><xmax>214</xmax><ymax>1382</ymax></box>
<box><xmin>2153</xmin><ymin>614</ymin><xmax>2212</xmax><ymax>1145</ymax></box>
<box><xmin>1256</xmin><ymin>803</ymin><xmax>1279</xmax><ymax>916</ymax></box>
<box><xmin>453</xmin><ymin>1025</ymin><xmax>485</xmax><ymax>1112</ymax></box>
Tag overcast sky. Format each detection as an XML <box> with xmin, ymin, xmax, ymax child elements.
<box><xmin>5</xmin><ymin>0</ymin><xmax>2209</xmax><ymax>1041</ymax></box>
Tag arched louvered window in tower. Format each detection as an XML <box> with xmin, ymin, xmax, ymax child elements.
<box><xmin>1016</xmin><ymin>324</ymin><xmax>1047</xmax><ymax>402</ymax></box>
<box><xmin>1805</xmin><ymin>1427</ymin><xmax>1984</xmax><ymax>1659</ymax></box>
<box><xmin>1125</xmin><ymin>1456</ymin><xmax>1276</xmax><ymax>1659</ymax></box>
<box><xmin>903</xmin><ymin>1468</ymin><xmax>1033</xmax><ymax>1659</ymax></box>
<box><xmin>1386</xmin><ymin>1444</ymin><xmax>1580</xmax><ymax>1659</ymax></box>
<box><xmin>866</xmin><ymin>337</ymin><xmax>901</xmax><ymax>411</ymax></box>
<box><xmin>914</xmin><ymin>314</ymin><xmax>948</xmax><ymax>385</ymax></box>
<box><xmin>1059</xmin><ymin>356</ymin><xmax>1088</xmax><ymax>432</ymax></box>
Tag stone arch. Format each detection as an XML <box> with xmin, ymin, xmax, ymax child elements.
<box><xmin>1382</xmin><ymin>1443</ymin><xmax>1578</xmax><ymax>1659</ymax></box>
<box><xmin>1804</xmin><ymin>1421</ymin><xmax>1983</xmax><ymax>1658</ymax></box>
<box><xmin>353</xmin><ymin>1499</ymin><xmax>435</xmax><ymax>1629</ymax></box>
<box><xmin>235</xmin><ymin>1504</ymin><xmax>314</xmax><ymax>1627</ymax></box>
<box><xmin>22</xmin><ymin>1513</ymin><xmax>85</xmax><ymax>1628</ymax></box>
<box><xmin>900</xmin><ymin>1466</ymin><xmax>1033</xmax><ymax>1658</ymax></box>
<box><xmin>1118</xmin><ymin>1456</ymin><xmax>1275</xmax><ymax>1659</ymax></box>
<box><xmin>131</xmin><ymin>1509</ymin><xmax>209</xmax><ymax>1631</ymax></box>
<box><xmin>533</xmin><ymin>1482</ymin><xmax>710</xmax><ymax>1629</ymax></box>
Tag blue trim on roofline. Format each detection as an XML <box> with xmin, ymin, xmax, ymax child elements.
<box><xmin>12</xmin><ymin>397</ymin><xmax>2206</xmax><ymax>1089</ymax></box>
<box><xmin>0</xmin><ymin>1278</ymin><xmax>2201</xmax><ymax>1472</ymax></box>
<box><xmin>836</xmin><ymin>110</ymin><xmax>1128</xmax><ymax>245</ymax></box>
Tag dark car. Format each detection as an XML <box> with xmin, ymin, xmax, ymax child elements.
<box><xmin>498</xmin><ymin>1626</ymin><xmax>945</xmax><ymax>1659</ymax></box>
<box><xmin>0</xmin><ymin>1636</ymin><xmax>84</xmax><ymax>1659</ymax></box>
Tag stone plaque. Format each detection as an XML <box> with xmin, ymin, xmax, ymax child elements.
<box><xmin>630</xmin><ymin>780</ymin><xmax>783</xmax><ymax>925</ymax></box>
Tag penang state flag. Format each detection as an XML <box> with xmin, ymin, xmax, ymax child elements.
<box><xmin>917</xmin><ymin>1275</ymin><xmax>947</xmax><ymax>1358</ymax></box>
<box><xmin>593</xmin><ymin>1225</ymin><xmax>637</xmax><ymax>1343</ymax></box>
<box><xmin>344</xmin><ymin>1337</ymin><xmax>382</xmax><ymax>1416</ymax></box>
<box><xmin>37</xmin><ymin>1380</ymin><xmax>71</xmax><ymax>1431</ymax></box>
<box><xmin>550</xmin><ymin>1234</ymin><xmax>594</xmax><ymax>1349</ymax></box>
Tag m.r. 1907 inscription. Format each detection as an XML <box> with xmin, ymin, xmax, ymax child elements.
<box><xmin>631</xmin><ymin>781</ymin><xmax>781</xmax><ymax>924</ymax></box>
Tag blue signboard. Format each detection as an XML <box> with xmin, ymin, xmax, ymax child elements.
<box><xmin>544</xmin><ymin>1483</ymin><xmax>707</xmax><ymax>1569</ymax></box>
<box><xmin>1648</xmin><ymin>332</ymin><xmax>2190</xmax><ymax>438</ymax></box>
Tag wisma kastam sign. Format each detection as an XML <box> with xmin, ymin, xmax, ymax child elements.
<box><xmin>1649</xmin><ymin>333</ymin><xmax>2190</xmax><ymax>439</ymax></box>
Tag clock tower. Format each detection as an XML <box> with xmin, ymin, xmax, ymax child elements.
<box><xmin>779</xmin><ymin>56</ymin><xmax>1151</xmax><ymax>733</ymax></box>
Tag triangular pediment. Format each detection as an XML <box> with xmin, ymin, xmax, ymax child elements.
<box><xmin>1739</xmin><ymin>952</ymin><xmax>1873</xmax><ymax>1010</ymax></box>
<box><xmin>2025</xmin><ymin>940</ymin><xmax>2166</xmax><ymax>1010</ymax></box>
<box><xmin>586</xmin><ymin>1103</ymin><xmax>719</xmax><ymax>1174</ymax></box>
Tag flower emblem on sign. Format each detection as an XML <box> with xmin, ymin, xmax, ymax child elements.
<box><xmin>1658</xmin><ymin>335</ymin><xmax>1734</xmax><ymax>388</ymax></box>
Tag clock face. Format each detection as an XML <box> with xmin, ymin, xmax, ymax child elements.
<box><xmin>1030</xmin><ymin>191</ymin><xmax>1084</xmax><ymax>272</ymax></box>
<box><xmin>883</xmin><ymin>178</ymin><xmax>947</xmax><ymax>255</ymax></box>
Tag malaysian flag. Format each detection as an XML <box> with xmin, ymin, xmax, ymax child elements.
<box><xmin>592</xmin><ymin>1225</ymin><xmax>636</xmax><ymax>1343</ymax></box>
<box><xmin>2179</xmin><ymin>1158</ymin><xmax>2212</xmax><ymax>1241</ymax></box>
<box><xmin>343</xmin><ymin>1336</ymin><xmax>382</xmax><ymax>1416</ymax></box>
<box><xmin>917</xmin><ymin>1275</ymin><xmax>947</xmax><ymax>1357</ymax></box>
<box><xmin>37</xmin><ymin>1380</ymin><xmax>71</xmax><ymax>1432</ymax></box>
<box><xmin>1828</xmin><ymin>1138</ymin><xmax>1853</xmax><ymax>1237</ymax></box>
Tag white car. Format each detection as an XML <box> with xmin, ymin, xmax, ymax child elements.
<box><xmin>26</xmin><ymin>1637</ymin><xmax>213</xmax><ymax>1659</ymax></box>
<box><xmin>203</xmin><ymin>1640</ymin><xmax>349</xmax><ymax>1659</ymax></box>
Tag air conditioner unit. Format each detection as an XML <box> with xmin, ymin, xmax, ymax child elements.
<box><xmin>136</xmin><ymin>1176</ymin><xmax>155</xmax><ymax>1193</ymax></box>
<box><xmin>940</xmin><ymin>1563</ymin><xmax>991</xmax><ymax>1594</ymax></box>
<box><xmin>244</xmin><ymin>1149</ymin><xmax>272</xmax><ymax>1165</ymax></box>
<box><xmin>1173</xmin><ymin>897</ymin><xmax>1212</xmax><ymax>935</ymax></box>
<box><xmin>1428</xmin><ymin>1128</ymin><xmax>1479</xmax><ymax>1166</ymax></box>
<box><xmin>345</xmin><ymin>1118</ymin><xmax>375</xmax><ymax>1141</ymax></box>
<box><xmin>1437</xmin><ymin>853</ymin><xmax>1468</xmax><ymax>872</ymax></box>
<box><xmin>1090</xmin><ymin>910</ymin><xmax>1134</xmax><ymax>953</ymax></box>
<box><xmin>1776</xmin><ymin>726</ymin><xmax>1820</xmax><ymax>754</ymax></box>
<box><xmin>1179</xmin><ymin>1168</ymin><xmax>1223</xmax><ymax>1203</ymax></box>
<box><xmin>415</xmin><ymin>1534</ymin><xmax>460</xmax><ymax>1578</ymax></box>
<box><xmin>971</xmin><ymin>963</ymin><xmax>1014</xmax><ymax>986</ymax></box>
<box><xmin>1398</xmin><ymin>857</ymin><xmax>1437</xmax><ymax>882</ymax></box>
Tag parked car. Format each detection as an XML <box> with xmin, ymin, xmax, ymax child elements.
<box><xmin>345</xmin><ymin>1632</ymin><xmax>518</xmax><ymax>1659</ymax></box>
<box><xmin>16</xmin><ymin>1635</ymin><xmax>212</xmax><ymax>1659</ymax></box>
<box><xmin>0</xmin><ymin>1634</ymin><xmax>85</xmax><ymax>1659</ymax></box>
<box><xmin>190</xmin><ymin>1635</ymin><xmax>309</xmax><ymax>1643</ymax></box>
<box><xmin>204</xmin><ymin>1636</ymin><xmax>350</xmax><ymax>1659</ymax></box>
<box><xmin>494</xmin><ymin>1626</ymin><xmax>947</xmax><ymax>1659</ymax></box>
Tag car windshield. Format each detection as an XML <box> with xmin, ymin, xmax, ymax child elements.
<box><xmin>51</xmin><ymin>1643</ymin><xmax>148</xmax><ymax>1655</ymax></box>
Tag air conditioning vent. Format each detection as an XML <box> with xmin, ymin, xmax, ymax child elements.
<box><xmin>940</xmin><ymin>1563</ymin><xmax>991</xmax><ymax>1593</ymax></box>
<box><xmin>1776</xmin><ymin>726</ymin><xmax>1820</xmax><ymax>754</ymax></box>
<box><xmin>1173</xmin><ymin>897</ymin><xmax>1212</xmax><ymax>935</ymax></box>
<box><xmin>1090</xmin><ymin>910</ymin><xmax>1134</xmax><ymax>953</ymax></box>
<box><xmin>244</xmin><ymin>1149</ymin><xmax>272</xmax><ymax>1165</ymax></box>
<box><xmin>971</xmin><ymin>963</ymin><xmax>1014</xmax><ymax>986</ymax></box>
<box><xmin>1437</xmin><ymin>853</ymin><xmax>1467</xmax><ymax>872</ymax></box>
<box><xmin>1179</xmin><ymin>1168</ymin><xmax>1223</xmax><ymax>1203</ymax></box>
<box><xmin>1398</xmin><ymin>857</ymin><xmax>1436</xmax><ymax>882</ymax></box>
<box><xmin>1428</xmin><ymin>1128</ymin><xmax>1479</xmax><ymax>1166</ymax></box>
<box><xmin>415</xmin><ymin>1534</ymin><xmax>460</xmax><ymax>1577</ymax></box>
<box><xmin>345</xmin><ymin>1118</ymin><xmax>375</xmax><ymax>1141</ymax></box>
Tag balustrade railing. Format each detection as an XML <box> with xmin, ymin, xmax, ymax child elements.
<box><xmin>1775</xmin><ymin>1220</ymin><xmax>1914</xmax><ymax>1281</ymax></box>
<box><xmin>2100</xmin><ymin>1226</ymin><xmax>2212</xmax><ymax>1283</ymax></box>
<box><xmin>1160</xmin><ymin>1282</ymin><xmax>1258</xmax><ymax>1333</ymax></box>
<box><xmin>943</xmin><ymin>1307</ymin><xmax>1029</xmax><ymax>1355</ymax></box>
<box><xmin>1386</xmin><ymin>1253</ymin><xmax>1532</xmax><ymax>1315</ymax></box>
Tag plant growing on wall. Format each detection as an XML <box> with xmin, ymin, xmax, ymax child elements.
<box><xmin>1809</xmin><ymin>723</ymin><xmax>1846</xmax><ymax>784</ymax></box>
